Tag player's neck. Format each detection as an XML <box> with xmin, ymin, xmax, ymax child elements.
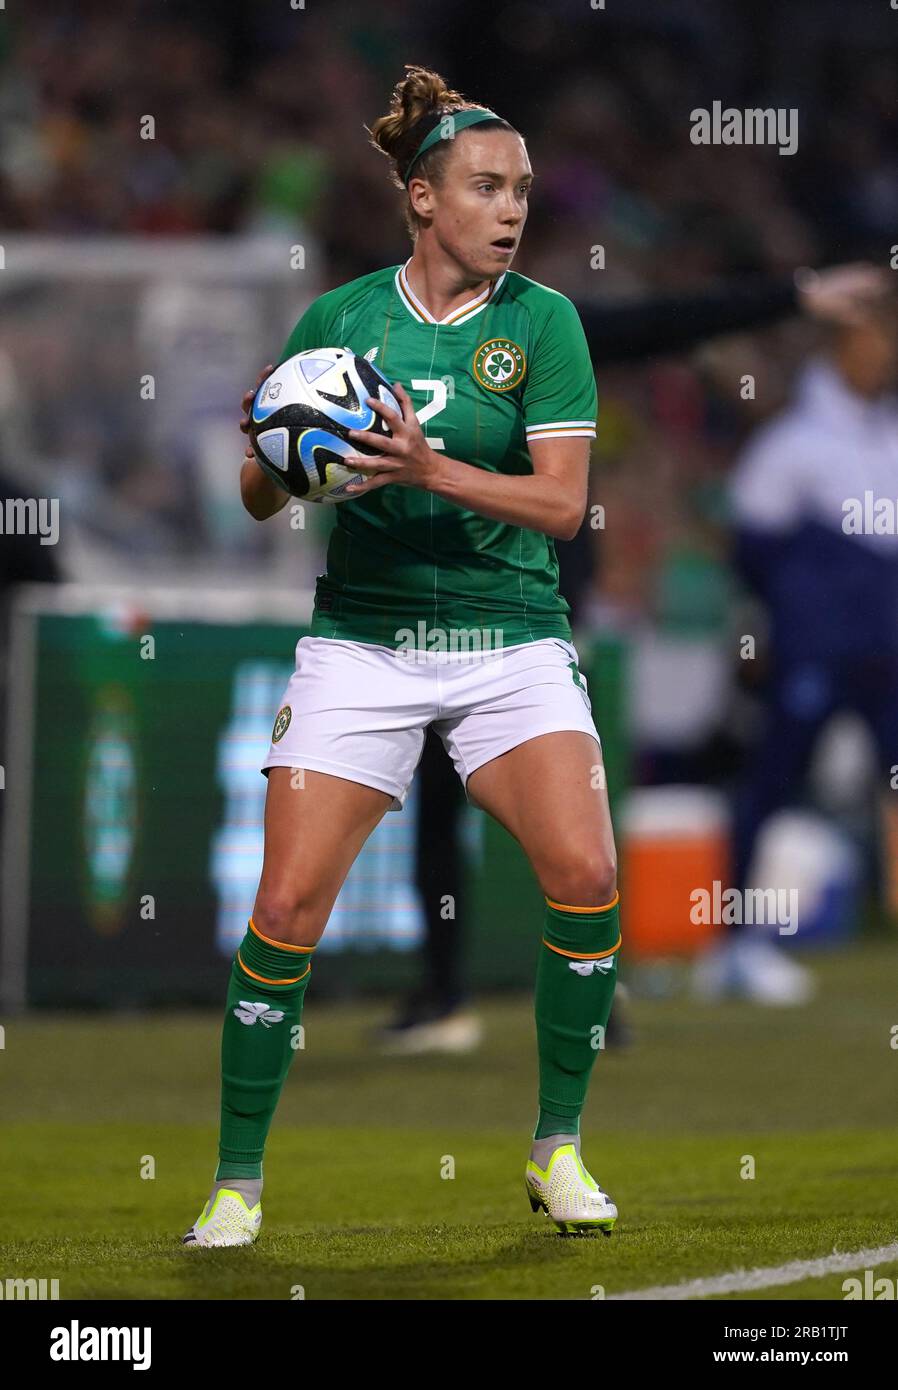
<box><xmin>404</xmin><ymin>249</ymin><xmax>492</xmax><ymax>322</ymax></box>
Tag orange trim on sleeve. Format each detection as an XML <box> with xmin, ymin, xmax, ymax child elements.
<box><xmin>542</xmin><ymin>933</ymin><xmax>622</xmax><ymax>962</ymax></box>
<box><xmin>237</xmin><ymin>950</ymin><xmax>311</xmax><ymax>987</ymax></box>
<box><xmin>248</xmin><ymin>917</ymin><xmax>315</xmax><ymax>953</ymax></box>
<box><xmin>545</xmin><ymin>891</ymin><xmax>619</xmax><ymax>915</ymax></box>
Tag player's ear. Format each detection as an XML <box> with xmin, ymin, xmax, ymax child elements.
<box><xmin>408</xmin><ymin>177</ymin><xmax>435</xmax><ymax>219</ymax></box>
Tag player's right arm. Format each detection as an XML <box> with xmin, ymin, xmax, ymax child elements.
<box><xmin>239</xmin><ymin>294</ymin><xmax>333</xmax><ymax>520</ymax></box>
<box><xmin>239</xmin><ymin>363</ymin><xmax>291</xmax><ymax>520</ymax></box>
<box><xmin>240</xmin><ymin>362</ymin><xmax>290</xmax><ymax>520</ymax></box>
<box><xmin>241</xmin><ymin>451</ymin><xmax>290</xmax><ymax>520</ymax></box>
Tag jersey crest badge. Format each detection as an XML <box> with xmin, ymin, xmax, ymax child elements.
<box><xmin>472</xmin><ymin>338</ymin><xmax>526</xmax><ymax>392</ymax></box>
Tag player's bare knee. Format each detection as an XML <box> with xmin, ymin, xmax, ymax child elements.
<box><xmin>546</xmin><ymin>854</ymin><xmax>617</xmax><ymax>909</ymax></box>
<box><xmin>252</xmin><ymin>887</ymin><xmax>320</xmax><ymax>946</ymax></box>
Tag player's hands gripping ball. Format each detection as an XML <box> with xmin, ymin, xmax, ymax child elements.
<box><xmin>343</xmin><ymin>380</ymin><xmax>439</xmax><ymax>495</ymax></box>
<box><xmin>245</xmin><ymin>348</ymin><xmax>405</xmax><ymax>503</ymax></box>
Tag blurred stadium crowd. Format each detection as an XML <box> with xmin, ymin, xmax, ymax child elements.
<box><xmin>4</xmin><ymin>2</ymin><xmax>897</xmax><ymax>257</ymax></box>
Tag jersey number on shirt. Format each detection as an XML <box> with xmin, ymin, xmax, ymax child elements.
<box><xmin>410</xmin><ymin>378</ymin><xmax>448</xmax><ymax>451</ymax></box>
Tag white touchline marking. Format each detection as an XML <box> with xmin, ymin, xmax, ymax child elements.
<box><xmin>609</xmin><ymin>1243</ymin><xmax>898</xmax><ymax>1301</ymax></box>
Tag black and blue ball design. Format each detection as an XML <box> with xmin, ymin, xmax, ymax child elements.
<box><xmin>248</xmin><ymin>348</ymin><xmax>399</xmax><ymax>502</ymax></box>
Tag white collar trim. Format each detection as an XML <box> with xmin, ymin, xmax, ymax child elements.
<box><xmin>395</xmin><ymin>260</ymin><xmax>506</xmax><ymax>326</ymax></box>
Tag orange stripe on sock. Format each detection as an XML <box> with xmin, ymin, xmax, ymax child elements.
<box><xmin>542</xmin><ymin>933</ymin><xmax>622</xmax><ymax>961</ymax></box>
<box><xmin>545</xmin><ymin>890</ymin><xmax>620</xmax><ymax>915</ymax></box>
<box><xmin>237</xmin><ymin>950</ymin><xmax>311</xmax><ymax>987</ymax></box>
<box><xmin>248</xmin><ymin>917</ymin><xmax>315</xmax><ymax>952</ymax></box>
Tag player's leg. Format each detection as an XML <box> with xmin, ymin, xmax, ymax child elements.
<box><xmin>220</xmin><ymin>767</ymin><xmax>392</xmax><ymax>1167</ymax></box>
<box><xmin>847</xmin><ymin>650</ymin><xmax>898</xmax><ymax>919</ymax></box>
<box><xmin>186</xmin><ymin>634</ymin><xmax>428</xmax><ymax>1246</ymax></box>
<box><xmin>467</xmin><ymin>728</ymin><xmax>620</xmax><ymax>1233</ymax></box>
<box><xmin>717</xmin><ymin>657</ymin><xmax>836</xmax><ymax>1004</ymax></box>
<box><xmin>466</xmin><ymin>730</ymin><xmax>618</xmax><ymax>1104</ymax></box>
<box><xmin>435</xmin><ymin>633</ymin><xmax>619</xmax><ymax>1233</ymax></box>
<box><xmin>184</xmin><ymin>768</ymin><xmax>392</xmax><ymax>1247</ymax></box>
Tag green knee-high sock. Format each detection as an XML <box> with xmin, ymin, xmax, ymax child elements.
<box><xmin>216</xmin><ymin>918</ymin><xmax>313</xmax><ymax>1181</ymax></box>
<box><xmin>534</xmin><ymin>894</ymin><xmax>621</xmax><ymax>1141</ymax></box>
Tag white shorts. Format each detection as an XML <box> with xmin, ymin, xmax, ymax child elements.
<box><xmin>262</xmin><ymin>635</ymin><xmax>601</xmax><ymax>810</ymax></box>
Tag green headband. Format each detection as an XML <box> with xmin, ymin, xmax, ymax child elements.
<box><xmin>402</xmin><ymin>108</ymin><xmax>502</xmax><ymax>187</ymax></box>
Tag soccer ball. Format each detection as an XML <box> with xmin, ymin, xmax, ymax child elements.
<box><xmin>248</xmin><ymin>348</ymin><xmax>398</xmax><ymax>502</ymax></box>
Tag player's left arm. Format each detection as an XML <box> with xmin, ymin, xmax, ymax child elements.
<box><xmin>343</xmin><ymin>395</ymin><xmax>589</xmax><ymax>540</ymax></box>
<box><xmin>433</xmin><ymin>428</ymin><xmax>590</xmax><ymax>540</ymax></box>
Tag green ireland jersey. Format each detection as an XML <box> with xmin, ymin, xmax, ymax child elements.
<box><xmin>278</xmin><ymin>260</ymin><xmax>597</xmax><ymax>649</ymax></box>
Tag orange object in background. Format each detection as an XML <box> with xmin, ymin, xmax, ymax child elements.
<box><xmin>879</xmin><ymin>793</ymin><xmax>898</xmax><ymax>925</ymax></box>
<box><xmin>620</xmin><ymin>787</ymin><xmax>730</xmax><ymax>959</ymax></box>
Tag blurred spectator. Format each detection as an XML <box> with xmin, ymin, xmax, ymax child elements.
<box><xmin>699</xmin><ymin>303</ymin><xmax>898</xmax><ymax>1003</ymax></box>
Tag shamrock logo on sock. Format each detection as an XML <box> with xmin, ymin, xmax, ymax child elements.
<box><xmin>234</xmin><ymin>1000</ymin><xmax>286</xmax><ymax>1027</ymax></box>
<box><xmin>568</xmin><ymin>958</ymin><xmax>616</xmax><ymax>977</ymax></box>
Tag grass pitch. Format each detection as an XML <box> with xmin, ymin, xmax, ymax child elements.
<box><xmin>1</xmin><ymin>941</ymin><xmax>896</xmax><ymax>1300</ymax></box>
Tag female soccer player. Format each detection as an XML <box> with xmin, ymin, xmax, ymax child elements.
<box><xmin>184</xmin><ymin>65</ymin><xmax>621</xmax><ymax>1246</ymax></box>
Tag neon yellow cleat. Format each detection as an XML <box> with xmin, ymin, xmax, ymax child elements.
<box><xmin>525</xmin><ymin>1142</ymin><xmax>618</xmax><ymax>1236</ymax></box>
<box><xmin>182</xmin><ymin>1188</ymin><xmax>262</xmax><ymax>1248</ymax></box>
